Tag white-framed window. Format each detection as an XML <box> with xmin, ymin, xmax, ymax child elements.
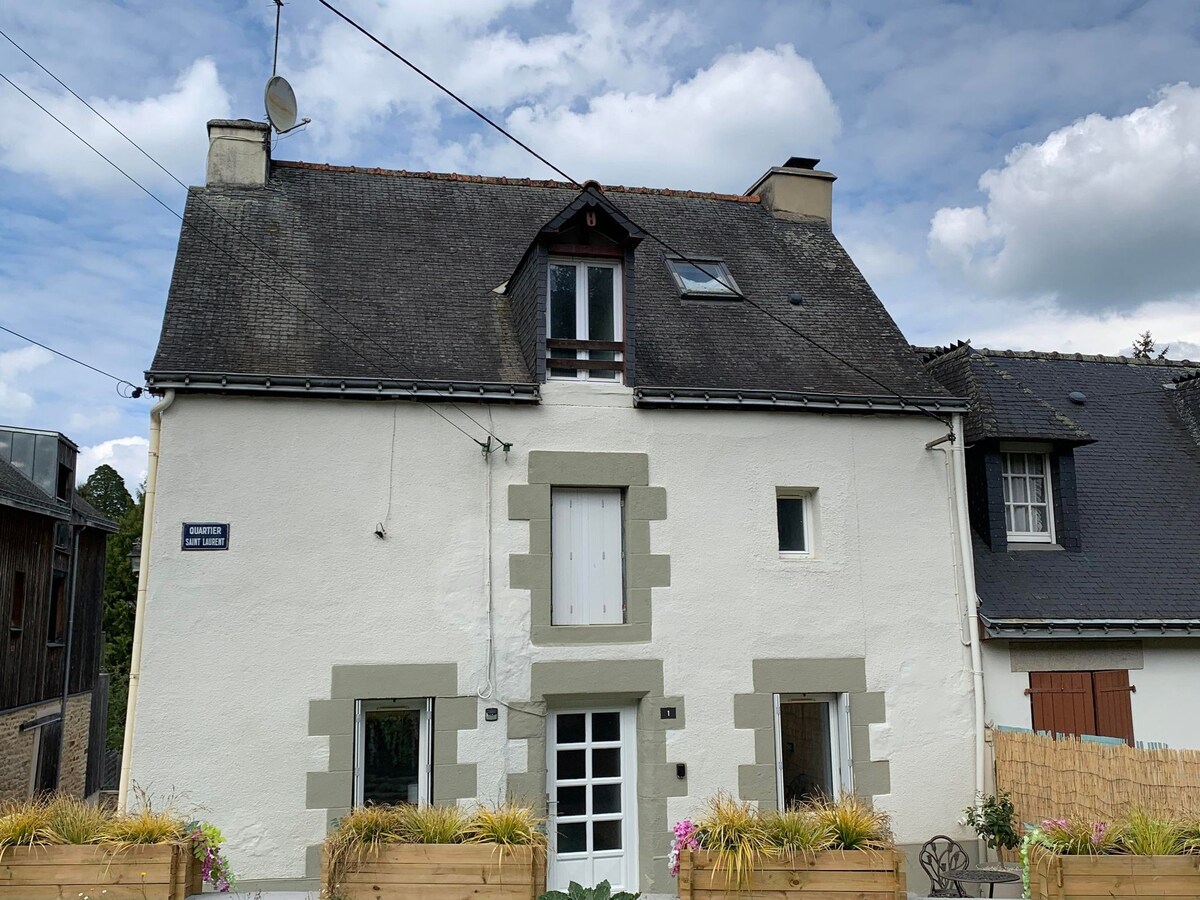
<box><xmin>774</xmin><ymin>693</ymin><xmax>851</xmax><ymax>806</ymax></box>
<box><xmin>354</xmin><ymin>699</ymin><xmax>431</xmax><ymax>806</ymax></box>
<box><xmin>547</xmin><ymin>258</ymin><xmax>623</xmax><ymax>381</ymax></box>
<box><xmin>551</xmin><ymin>488</ymin><xmax>624</xmax><ymax>625</ymax></box>
<box><xmin>666</xmin><ymin>257</ymin><xmax>739</xmax><ymax>296</ymax></box>
<box><xmin>1001</xmin><ymin>448</ymin><xmax>1055</xmax><ymax>543</ymax></box>
<box><xmin>776</xmin><ymin>488</ymin><xmax>813</xmax><ymax>557</ymax></box>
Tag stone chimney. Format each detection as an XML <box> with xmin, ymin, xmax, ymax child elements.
<box><xmin>745</xmin><ymin>156</ymin><xmax>837</xmax><ymax>225</ymax></box>
<box><xmin>205</xmin><ymin>119</ymin><xmax>270</xmax><ymax>187</ymax></box>
<box><xmin>1173</xmin><ymin>373</ymin><xmax>1200</xmax><ymax>445</ymax></box>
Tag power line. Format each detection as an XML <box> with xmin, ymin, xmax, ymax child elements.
<box><xmin>314</xmin><ymin>0</ymin><xmax>955</xmax><ymax>431</ymax></box>
<box><xmin>0</xmin><ymin>58</ymin><xmax>510</xmax><ymax>449</ymax></box>
<box><xmin>0</xmin><ymin>323</ymin><xmax>142</xmax><ymax>397</ymax></box>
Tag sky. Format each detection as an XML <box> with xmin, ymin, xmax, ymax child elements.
<box><xmin>2</xmin><ymin>0</ymin><xmax>1200</xmax><ymax>493</ymax></box>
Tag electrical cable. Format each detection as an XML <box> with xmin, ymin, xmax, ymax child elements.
<box><xmin>0</xmin><ymin>29</ymin><xmax>510</xmax><ymax>446</ymax></box>
<box><xmin>0</xmin><ymin>323</ymin><xmax>142</xmax><ymax>398</ymax></box>
<box><xmin>0</xmin><ymin>62</ymin><xmax>510</xmax><ymax>449</ymax></box>
<box><xmin>313</xmin><ymin>0</ymin><xmax>956</xmax><ymax>433</ymax></box>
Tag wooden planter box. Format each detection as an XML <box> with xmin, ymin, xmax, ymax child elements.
<box><xmin>0</xmin><ymin>843</ymin><xmax>200</xmax><ymax>899</ymax></box>
<box><xmin>324</xmin><ymin>843</ymin><xmax>547</xmax><ymax>900</ymax></box>
<box><xmin>678</xmin><ymin>848</ymin><xmax>906</xmax><ymax>899</ymax></box>
<box><xmin>1028</xmin><ymin>848</ymin><xmax>1200</xmax><ymax>899</ymax></box>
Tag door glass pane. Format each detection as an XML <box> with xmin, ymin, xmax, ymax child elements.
<box><xmin>587</xmin><ymin>267</ymin><xmax>615</xmax><ymax>341</ymax></box>
<box><xmin>593</xmin><ymin>819</ymin><xmax>622</xmax><ymax>851</ymax></box>
<box><xmin>780</xmin><ymin>701</ymin><xmax>834</xmax><ymax>804</ymax></box>
<box><xmin>558</xmin><ymin>785</ymin><xmax>586</xmax><ymax>817</ymax></box>
<box><xmin>550</xmin><ymin>264</ymin><xmax>577</xmax><ymax>338</ymax></box>
<box><xmin>558</xmin><ymin>821</ymin><xmax>587</xmax><ymax>853</ymax></box>
<box><xmin>557</xmin><ymin>714</ymin><xmax>586</xmax><ymax>744</ymax></box>
<box><xmin>592</xmin><ymin>747</ymin><xmax>620</xmax><ymax>778</ymax></box>
<box><xmin>558</xmin><ymin>749</ymin><xmax>586</xmax><ymax>780</ymax></box>
<box><xmin>592</xmin><ymin>712</ymin><xmax>620</xmax><ymax>742</ymax></box>
<box><xmin>363</xmin><ymin>708</ymin><xmax>420</xmax><ymax>805</ymax></box>
<box><xmin>592</xmin><ymin>783</ymin><xmax>621</xmax><ymax>814</ymax></box>
<box><xmin>777</xmin><ymin>498</ymin><xmax>806</xmax><ymax>552</ymax></box>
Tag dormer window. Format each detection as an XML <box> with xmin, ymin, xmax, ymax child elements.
<box><xmin>1002</xmin><ymin>447</ymin><xmax>1055</xmax><ymax>543</ymax></box>
<box><xmin>666</xmin><ymin>257</ymin><xmax>739</xmax><ymax>297</ymax></box>
<box><xmin>547</xmin><ymin>258</ymin><xmax>623</xmax><ymax>381</ymax></box>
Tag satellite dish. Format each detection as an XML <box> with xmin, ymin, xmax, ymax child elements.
<box><xmin>264</xmin><ymin>75</ymin><xmax>298</xmax><ymax>133</ymax></box>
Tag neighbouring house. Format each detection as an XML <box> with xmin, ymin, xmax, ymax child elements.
<box><xmin>129</xmin><ymin>119</ymin><xmax>982</xmax><ymax>895</ymax></box>
<box><xmin>924</xmin><ymin>344</ymin><xmax>1200</xmax><ymax>749</ymax></box>
<box><xmin>0</xmin><ymin>426</ymin><xmax>116</xmax><ymax>799</ymax></box>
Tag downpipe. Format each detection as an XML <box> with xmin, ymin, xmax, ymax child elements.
<box><xmin>117</xmin><ymin>389</ymin><xmax>175</xmax><ymax>810</ymax></box>
<box><xmin>929</xmin><ymin>417</ymin><xmax>987</xmax><ymax>816</ymax></box>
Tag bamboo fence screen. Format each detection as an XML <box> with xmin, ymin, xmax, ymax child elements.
<box><xmin>993</xmin><ymin>729</ymin><xmax>1200</xmax><ymax>825</ymax></box>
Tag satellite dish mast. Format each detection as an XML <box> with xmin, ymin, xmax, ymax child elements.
<box><xmin>264</xmin><ymin>2</ymin><xmax>310</xmax><ymax>135</ymax></box>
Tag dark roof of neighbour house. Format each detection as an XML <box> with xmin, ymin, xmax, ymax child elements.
<box><xmin>923</xmin><ymin>346</ymin><xmax>1200</xmax><ymax>635</ymax></box>
<box><xmin>0</xmin><ymin>455</ymin><xmax>117</xmax><ymax>531</ymax></box>
<box><xmin>149</xmin><ymin>161</ymin><xmax>959</xmax><ymax>411</ymax></box>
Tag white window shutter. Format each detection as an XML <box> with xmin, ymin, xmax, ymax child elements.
<box><xmin>552</xmin><ymin>489</ymin><xmax>623</xmax><ymax>625</ymax></box>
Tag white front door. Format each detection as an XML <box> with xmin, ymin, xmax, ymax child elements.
<box><xmin>547</xmin><ymin>707</ymin><xmax>638</xmax><ymax>891</ymax></box>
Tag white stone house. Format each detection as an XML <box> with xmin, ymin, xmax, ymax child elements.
<box><xmin>128</xmin><ymin>121</ymin><xmax>981</xmax><ymax>895</ymax></box>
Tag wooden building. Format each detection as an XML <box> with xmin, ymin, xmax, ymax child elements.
<box><xmin>0</xmin><ymin>426</ymin><xmax>116</xmax><ymax>799</ymax></box>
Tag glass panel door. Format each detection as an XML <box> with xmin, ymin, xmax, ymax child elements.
<box><xmin>354</xmin><ymin>699</ymin><xmax>431</xmax><ymax>806</ymax></box>
<box><xmin>548</xmin><ymin>708</ymin><xmax>637</xmax><ymax>891</ymax></box>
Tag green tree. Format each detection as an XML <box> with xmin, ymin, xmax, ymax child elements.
<box><xmin>1132</xmin><ymin>331</ymin><xmax>1169</xmax><ymax>360</ymax></box>
<box><xmin>77</xmin><ymin>464</ymin><xmax>133</xmax><ymax>520</ymax></box>
<box><xmin>101</xmin><ymin>491</ymin><xmax>143</xmax><ymax>749</ymax></box>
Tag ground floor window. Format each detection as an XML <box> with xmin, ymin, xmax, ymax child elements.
<box><xmin>354</xmin><ymin>699</ymin><xmax>431</xmax><ymax>806</ymax></box>
<box><xmin>1028</xmin><ymin>670</ymin><xmax>1134</xmax><ymax>745</ymax></box>
<box><xmin>775</xmin><ymin>694</ymin><xmax>851</xmax><ymax>805</ymax></box>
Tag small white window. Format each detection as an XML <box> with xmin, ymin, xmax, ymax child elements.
<box><xmin>776</xmin><ymin>489</ymin><xmax>813</xmax><ymax>556</ymax></box>
<box><xmin>354</xmin><ymin>699</ymin><xmax>431</xmax><ymax>806</ymax></box>
<box><xmin>666</xmin><ymin>258</ymin><xmax>739</xmax><ymax>296</ymax></box>
<box><xmin>551</xmin><ymin>488</ymin><xmax>624</xmax><ymax>625</ymax></box>
<box><xmin>1002</xmin><ymin>450</ymin><xmax>1055</xmax><ymax>543</ymax></box>
<box><xmin>775</xmin><ymin>693</ymin><xmax>852</xmax><ymax>804</ymax></box>
<box><xmin>547</xmin><ymin>259</ymin><xmax>623</xmax><ymax>381</ymax></box>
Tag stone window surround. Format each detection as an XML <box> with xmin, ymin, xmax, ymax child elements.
<box><xmin>734</xmin><ymin>658</ymin><xmax>890</xmax><ymax>806</ymax></box>
<box><xmin>300</xmin><ymin>663</ymin><xmax>478</xmax><ymax>885</ymax></box>
<box><xmin>509</xmin><ymin>451</ymin><xmax>670</xmax><ymax>645</ymax></box>
<box><xmin>506</xmin><ymin>658</ymin><xmax>685</xmax><ymax>896</ymax></box>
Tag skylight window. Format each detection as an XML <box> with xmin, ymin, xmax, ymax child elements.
<box><xmin>667</xmin><ymin>258</ymin><xmax>739</xmax><ymax>296</ymax></box>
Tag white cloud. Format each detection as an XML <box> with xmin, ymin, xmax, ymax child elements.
<box><xmin>928</xmin><ymin>83</ymin><xmax>1200</xmax><ymax>311</ymax></box>
<box><xmin>0</xmin><ymin>57</ymin><xmax>231</xmax><ymax>193</ymax></box>
<box><xmin>67</xmin><ymin>406</ymin><xmax>121</xmax><ymax>432</ymax></box>
<box><xmin>0</xmin><ymin>346</ymin><xmax>53</xmax><ymax>415</ymax></box>
<box><xmin>77</xmin><ymin>436</ymin><xmax>149</xmax><ymax>495</ymax></box>
<box><xmin>439</xmin><ymin>45</ymin><xmax>840</xmax><ymax>193</ymax></box>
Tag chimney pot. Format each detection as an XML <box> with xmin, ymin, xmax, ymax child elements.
<box><xmin>206</xmin><ymin>119</ymin><xmax>271</xmax><ymax>187</ymax></box>
<box><xmin>745</xmin><ymin>156</ymin><xmax>837</xmax><ymax>225</ymax></box>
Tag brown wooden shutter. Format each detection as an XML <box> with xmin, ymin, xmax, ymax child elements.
<box><xmin>1092</xmin><ymin>669</ymin><xmax>1135</xmax><ymax>745</ymax></box>
<box><xmin>1029</xmin><ymin>672</ymin><xmax>1095</xmax><ymax>737</ymax></box>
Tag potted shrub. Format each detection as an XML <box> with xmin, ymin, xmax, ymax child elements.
<box><xmin>322</xmin><ymin>802</ymin><xmax>547</xmax><ymax>900</ymax></box>
<box><xmin>964</xmin><ymin>791</ymin><xmax>1021</xmax><ymax>862</ymax></box>
<box><xmin>672</xmin><ymin>793</ymin><xmax>907</xmax><ymax>899</ymax></box>
<box><xmin>1023</xmin><ymin>811</ymin><xmax>1200</xmax><ymax>900</ymax></box>
<box><xmin>0</xmin><ymin>793</ymin><xmax>234</xmax><ymax>897</ymax></box>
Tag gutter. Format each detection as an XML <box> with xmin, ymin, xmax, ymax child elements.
<box><xmin>146</xmin><ymin>371</ymin><xmax>541</xmax><ymax>403</ymax></box>
<box><xmin>634</xmin><ymin>385</ymin><xmax>968</xmax><ymax>414</ymax></box>
<box><xmin>982</xmin><ymin>617</ymin><xmax>1200</xmax><ymax>638</ymax></box>
<box><xmin>117</xmin><ymin>388</ymin><xmax>175</xmax><ymax>810</ymax></box>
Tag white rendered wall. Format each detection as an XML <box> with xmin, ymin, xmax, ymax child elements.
<box><xmin>130</xmin><ymin>382</ymin><xmax>978</xmax><ymax>883</ymax></box>
<box><xmin>983</xmin><ymin>639</ymin><xmax>1200</xmax><ymax>749</ymax></box>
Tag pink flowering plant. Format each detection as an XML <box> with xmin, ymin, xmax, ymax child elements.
<box><xmin>668</xmin><ymin>818</ymin><xmax>701</xmax><ymax>876</ymax></box>
<box><xmin>185</xmin><ymin>820</ymin><xmax>236</xmax><ymax>892</ymax></box>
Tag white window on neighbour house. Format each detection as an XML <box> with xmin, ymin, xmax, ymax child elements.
<box><xmin>551</xmin><ymin>488</ymin><xmax>624</xmax><ymax>625</ymax></box>
<box><xmin>1002</xmin><ymin>450</ymin><xmax>1055</xmax><ymax>543</ymax></box>
<box><xmin>547</xmin><ymin>259</ymin><xmax>623</xmax><ymax>381</ymax></box>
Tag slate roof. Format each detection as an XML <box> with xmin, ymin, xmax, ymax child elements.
<box><xmin>149</xmin><ymin>161</ymin><xmax>956</xmax><ymax>406</ymax></box>
<box><xmin>0</xmin><ymin>455</ymin><xmax>64</xmax><ymax>517</ymax></box>
<box><xmin>926</xmin><ymin>347</ymin><xmax>1200</xmax><ymax>630</ymax></box>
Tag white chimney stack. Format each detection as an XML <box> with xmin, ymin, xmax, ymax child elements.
<box><xmin>745</xmin><ymin>156</ymin><xmax>837</xmax><ymax>225</ymax></box>
<box><xmin>205</xmin><ymin>119</ymin><xmax>270</xmax><ymax>187</ymax></box>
